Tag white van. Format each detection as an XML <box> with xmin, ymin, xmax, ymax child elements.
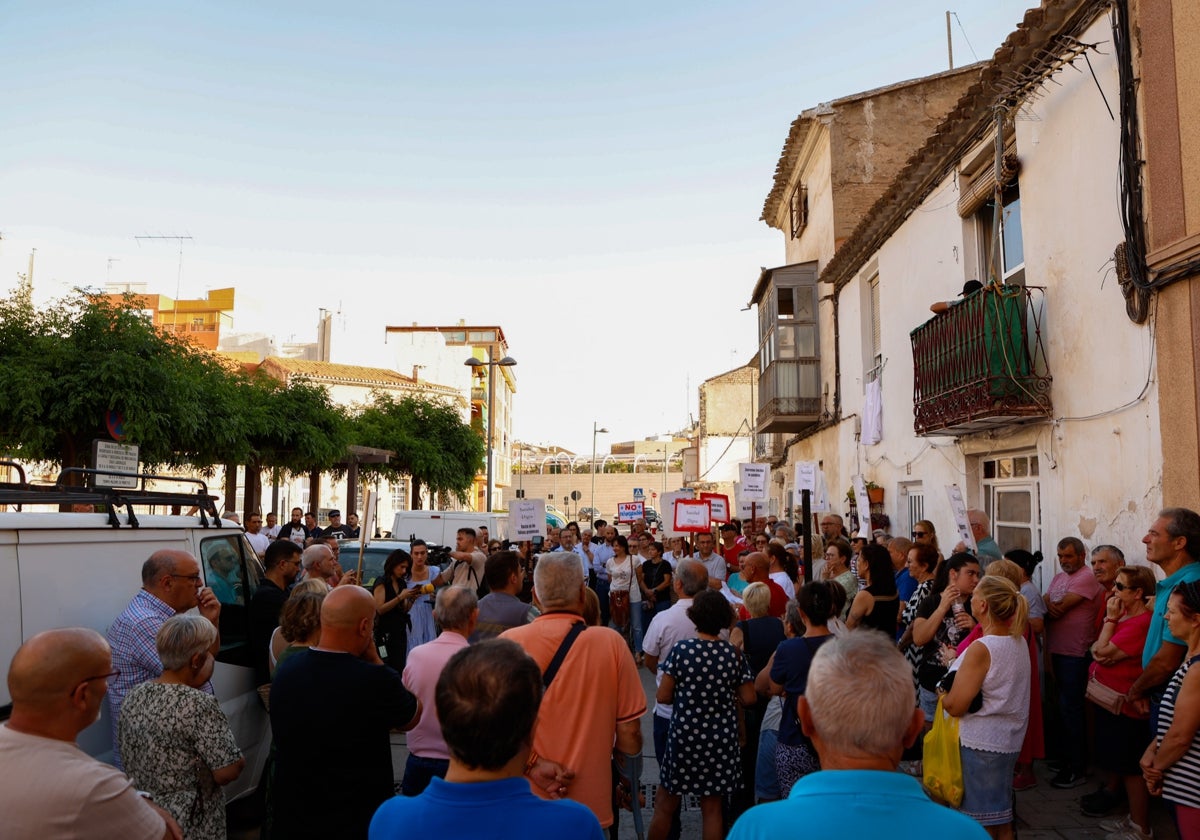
<box><xmin>0</xmin><ymin>474</ymin><xmax>270</xmax><ymax>802</ymax></box>
<box><xmin>390</xmin><ymin>510</ymin><xmax>508</xmax><ymax>546</ymax></box>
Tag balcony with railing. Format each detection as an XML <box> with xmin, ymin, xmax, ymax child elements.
<box><xmin>910</xmin><ymin>285</ymin><xmax>1051</xmax><ymax>436</ymax></box>
<box><xmin>756</xmin><ymin>359</ymin><xmax>821</xmax><ymax>434</ymax></box>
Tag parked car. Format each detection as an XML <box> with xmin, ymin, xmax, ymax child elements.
<box><xmin>335</xmin><ymin>539</ymin><xmax>450</xmax><ymax>589</ymax></box>
<box><xmin>643</xmin><ymin>506</ymin><xmax>663</xmax><ymax>528</ymax></box>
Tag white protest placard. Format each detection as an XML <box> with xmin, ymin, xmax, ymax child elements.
<box><xmin>813</xmin><ymin>467</ymin><xmax>830</xmax><ymax>512</ymax></box>
<box><xmin>510</xmin><ymin>498</ymin><xmax>547</xmax><ymax>540</ymax></box>
<box><xmin>661</xmin><ymin>490</ymin><xmax>693</xmax><ymax>537</ymax></box>
<box><xmin>362</xmin><ymin>488</ymin><xmax>378</xmax><ymax>546</ymax></box>
<box><xmin>851</xmin><ymin>475</ymin><xmax>872</xmax><ymax>531</ymax></box>
<box><xmin>738</xmin><ymin>463</ymin><xmax>769</xmax><ymax>502</ymax></box>
<box><xmin>673</xmin><ymin>499</ymin><xmax>712</xmax><ymax>532</ymax></box>
<box><xmin>701</xmin><ymin>492</ymin><xmax>730</xmax><ymax>523</ymax></box>
<box><xmin>794</xmin><ymin>461</ymin><xmax>818</xmax><ymax>493</ymax></box>
<box><xmin>617</xmin><ymin>501</ymin><xmax>645</xmax><ymax>523</ymax></box>
<box><xmin>945</xmin><ymin>484</ymin><xmax>977</xmax><ymax>552</ymax></box>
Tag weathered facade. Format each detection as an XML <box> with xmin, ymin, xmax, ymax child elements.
<box><xmin>752</xmin><ymin>0</ymin><xmax>1164</xmax><ymax>581</ymax></box>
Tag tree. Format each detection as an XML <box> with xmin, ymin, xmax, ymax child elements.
<box><xmin>0</xmin><ymin>290</ymin><xmax>251</xmax><ymax>472</ymax></box>
<box><xmin>351</xmin><ymin>393</ymin><xmax>484</xmax><ymax>508</ymax></box>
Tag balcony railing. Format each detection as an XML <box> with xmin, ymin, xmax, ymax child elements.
<box><xmin>911</xmin><ymin>285</ymin><xmax>1051</xmax><ymax>436</ymax></box>
<box><xmin>756</xmin><ymin>359</ymin><xmax>821</xmax><ymax>434</ymax></box>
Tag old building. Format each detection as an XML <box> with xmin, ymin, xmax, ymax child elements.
<box><xmin>752</xmin><ymin>0</ymin><xmax>1161</xmax><ymax>576</ymax></box>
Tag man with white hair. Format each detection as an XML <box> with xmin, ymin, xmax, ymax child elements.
<box><xmin>501</xmin><ymin>552</ymin><xmax>645</xmax><ymax>832</ymax></box>
<box><xmin>955</xmin><ymin>509</ymin><xmax>1003</xmax><ymax>566</ymax></box>
<box><xmin>400</xmin><ymin>586</ymin><xmax>479</xmax><ymax>796</ymax></box>
<box><xmin>728</xmin><ymin>632</ymin><xmax>987</xmax><ymax>839</ymax></box>
<box><xmin>300</xmin><ymin>542</ymin><xmax>338</xmax><ymax>588</ymax></box>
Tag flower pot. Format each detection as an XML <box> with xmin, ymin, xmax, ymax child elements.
<box><xmin>867</xmin><ymin>487</ymin><xmax>885</xmax><ymax>505</ymax></box>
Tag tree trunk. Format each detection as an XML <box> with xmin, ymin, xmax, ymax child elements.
<box><xmin>224</xmin><ymin>464</ymin><xmax>238</xmax><ymax>516</ymax></box>
<box><xmin>244</xmin><ymin>461</ymin><xmax>262</xmax><ymax>520</ymax></box>
<box><xmin>411</xmin><ymin>477</ymin><xmax>422</xmax><ymax>510</ymax></box>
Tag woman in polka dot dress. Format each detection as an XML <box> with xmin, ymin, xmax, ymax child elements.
<box><xmin>648</xmin><ymin>589</ymin><xmax>756</xmax><ymax>840</ymax></box>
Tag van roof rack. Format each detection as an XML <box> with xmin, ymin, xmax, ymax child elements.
<box><xmin>0</xmin><ymin>462</ymin><xmax>222</xmax><ymax>529</ymax></box>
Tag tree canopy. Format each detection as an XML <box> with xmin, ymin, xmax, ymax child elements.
<box><xmin>0</xmin><ymin>292</ymin><xmax>482</xmax><ymax>500</ymax></box>
<box><xmin>352</xmin><ymin>393</ymin><xmax>484</xmax><ymax>507</ymax></box>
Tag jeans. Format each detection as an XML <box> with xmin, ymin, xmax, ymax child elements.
<box><xmin>595</xmin><ymin>578</ymin><xmax>611</xmax><ymax>626</ymax></box>
<box><xmin>611</xmin><ymin>599</ymin><xmax>645</xmax><ymax>654</ymax></box>
<box><xmin>1052</xmin><ymin>653</ymin><xmax>1090</xmax><ymax>774</ymax></box>
<box><xmin>401</xmin><ymin>753</ymin><xmax>450</xmax><ymax>797</ymax></box>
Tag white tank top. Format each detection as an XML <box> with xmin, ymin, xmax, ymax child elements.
<box><xmin>953</xmin><ymin>633</ymin><xmax>1030</xmax><ymax>753</ymax></box>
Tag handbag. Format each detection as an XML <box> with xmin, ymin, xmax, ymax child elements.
<box><xmin>1085</xmin><ymin>674</ymin><xmax>1126</xmax><ymax>716</ymax></box>
<box><xmin>610</xmin><ymin>561</ymin><xmax>633</xmax><ymax>628</ymax></box>
<box><xmin>923</xmin><ymin>696</ymin><xmax>964</xmax><ymax>807</ymax></box>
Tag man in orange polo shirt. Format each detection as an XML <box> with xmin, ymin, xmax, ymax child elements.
<box><xmin>502</xmin><ymin>552</ymin><xmax>645</xmax><ymax>832</ymax></box>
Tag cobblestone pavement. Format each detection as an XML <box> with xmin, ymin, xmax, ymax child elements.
<box><xmin>230</xmin><ymin>656</ymin><xmax>1180</xmax><ymax>839</ymax></box>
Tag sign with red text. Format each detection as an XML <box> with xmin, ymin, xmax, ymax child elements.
<box><xmin>673</xmin><ymin>499</ymin><xmax>712</xmax><ymax>532</ymax></box>
<box><xmin>617</xmin><ymin>501</ymin><xmax>645</xmax><ymax>523</ymax></box>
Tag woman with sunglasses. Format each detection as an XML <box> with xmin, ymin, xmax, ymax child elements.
<box><xmin>1086</xmin><ymin>565</ymin><xmax>1155</xmax><ymax>838</ymax></box>
<box><xmin>912</xmin><ymin>520</ymin><xmax>941</xmax><ymax>558</ymax></box>
<box><xmin>1142</xmin><ymin>581</ymin><xmax>1200</xmax><ymax>839</ymax></box>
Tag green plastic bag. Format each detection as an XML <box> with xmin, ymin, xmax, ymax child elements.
<box><xmin>923</xmin><ymin>696</ymin><xmax>964</xmax><ymax>807</ymax></box>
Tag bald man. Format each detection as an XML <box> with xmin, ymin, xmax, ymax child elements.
<box><xmin>1</xmin><ymin>628</ymin><xmax>181</xmax><ymax>840</ymax></box>
<box><xmin>737</xmin><ymin>552</ymin><xmax>788</xmax><ymax>618</ymax></box>
<box><xmin>107</xmin><ymin>549</ymin><xmax>221</xmax><ymax>768</ymax></box>
<box><xmin>270</xmin><ymin>586</ymin><xmax>421</xmax><ymax>839</ymax></box>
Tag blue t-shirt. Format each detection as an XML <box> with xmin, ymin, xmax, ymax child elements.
<box><xmin>894</xmin><ymin>568</ymin><xmax>918</xmax><ymax>603</ymax></box>
<box><xmin>728</xmin><ymin>769</ymin><xmax>989</xmax><ymax>840</ymax></box>
<box><xmin>1144</xmin><ymin>562</ymin><xmax>1200</xmax><ymax>668</ymax></box>
<box><xmin>369</xmin><ymin>776</ymin><xmax>603</xmax><ymax>840</ymax></box>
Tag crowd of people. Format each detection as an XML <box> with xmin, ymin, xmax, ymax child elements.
<box><xmin>6</xmin><ymin>505</ymin><xmax>1200</xmax><ymax>840</ymax></box>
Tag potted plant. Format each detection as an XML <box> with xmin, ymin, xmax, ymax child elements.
<box><xmin>845</xmin><ymin>482</ymin><xmax>885</xmax><ymax>505</ymax></box>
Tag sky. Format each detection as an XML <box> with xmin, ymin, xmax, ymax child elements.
<box><xmin>1</xmin><ymin>0</ymin><xmax>1037</xmax><ymax>456</ymax></box>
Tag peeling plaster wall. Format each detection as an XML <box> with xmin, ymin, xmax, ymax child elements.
<box><xmin>818</xmin><ymin>15</ymin><xmax>1162</xmax><ymax>575</ymax></box>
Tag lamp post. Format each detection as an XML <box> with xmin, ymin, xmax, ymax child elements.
<box><xmin>590</xmin><ymin>422</ymin><xmax>608</xmax><ymax>524</ymax></box>
<box><xmin>465</xmin><ymin>352</ymin><xmax>517</xmax><ymax>513</ymax></box>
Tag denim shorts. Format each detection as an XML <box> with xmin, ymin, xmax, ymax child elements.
<box><xmin>918</xmin><ymin>686</ymin><xmax>939</xmax><ymax>723</ymax></box>
<box><xmin>959</xmin><ymin>746</ymin><xmax>1018</xmax><ymax>826</ymax></box>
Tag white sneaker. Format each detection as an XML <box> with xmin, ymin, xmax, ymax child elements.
<box><xmin>1105</xmin><ymin>821</ymin><xmax>1152</xmax><ymax>840</ymax></box>
<box><xmin>1098</xmin><ymin>815</ymin><xmax>1131</xmax><ymax>833</ymax></box>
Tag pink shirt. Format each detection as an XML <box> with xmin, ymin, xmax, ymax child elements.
<box><xmin>1046</xmin><ymin>568</ymin><xmax>1104</xmax><ymax>656</ymax></box>
<box><xmin>401</xmin><ymin>631</ymin><xmax>470</xmax><ymax>759</ymax></box>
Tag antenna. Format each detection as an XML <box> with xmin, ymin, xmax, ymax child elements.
<box><xmin>134</xmin><ymin>234</ymin><xmax>193</xmax><ymax>331</ymax></box>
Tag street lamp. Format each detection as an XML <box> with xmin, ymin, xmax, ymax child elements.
<box><xmin>590</xmin><ymin>422</ymin><xmax>609</xmax><ymax>524</ymax></box>
<box><xmin>465</xmin><ymin>352</ymin><xmax>517</xmax><ymax>512</ymax></box>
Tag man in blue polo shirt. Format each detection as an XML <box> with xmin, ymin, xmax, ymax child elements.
<box><xmin>728</xmin><ymin>631</ymin><xmax>987</xmax><ymax>840</ymax></box>
<box><xmin>1128</xmin><ymin>507</ymin><xmax>1200</xmax><ymax>716</ymax></box>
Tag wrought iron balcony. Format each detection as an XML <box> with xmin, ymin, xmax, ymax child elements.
<box><xmin>910</xmin><ymin>285</ymin><xmax>1051</xmax><ymax>436</ymax></box>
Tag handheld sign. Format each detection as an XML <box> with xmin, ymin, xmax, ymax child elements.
<box><xmin>617</xmin><ymin>501</ymin><xmax>645</xmax><ymax>523</ymax></box>
<box><xmin>738</xmin><ymin>463</ymin><xmax>769</xmax><ymax>502</ymax></box>
<box><xmin>673</xmin><ymin>499</ymin><xmax>712</xmax><ymax>532</ymax></box>
<box><xmin>851</xmin><ymin>475</ymin><xmax>872</xmax><ymax>531</ymax></box>
<box><xmin>700</xmin><ymin>492</ymin><xmax>730</xmax><ymax>524</ymax></box>
<box><xmin>794</xmin><ymin>461</ymin><xmax>817</xmax><ymax>493</ymax></box>
<box><xmin>660</xmin><ymin>490</ymin><xmax>694</xmax><ymax>537</ymax></box>
<box><xmin>356</xmin><ymin>488</ymin><xmax>379</xmax><ymax>582</ymax></box>
<box><xmin>945</xmin><ymin>485</ymin><xmax>977</xmax><ymax>552</ymax></box>
<box><xmin>510</xmin><ymin>499</ymin><xmax>547</xmax><ymax>540</ymax></box>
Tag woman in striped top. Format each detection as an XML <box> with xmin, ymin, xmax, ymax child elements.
<box><xmin>1141</xmin><ymin>581</ymin><xmax>1200</xmax><ymax>839</ymax></box>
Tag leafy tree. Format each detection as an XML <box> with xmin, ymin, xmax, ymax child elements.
<box><xmin>0</xmin><ymin>290</ymin><xmax>250</xmax><ymax>471</ymax></box>
<box><xmin>351</xmin><ymin>393</ymin><xmax>484</xmax><ymax>508</ymax></box>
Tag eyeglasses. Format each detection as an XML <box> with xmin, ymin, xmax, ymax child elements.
<box><xmin>912</xmin><ymin>531</ymin><xmax>928</xmax><ymax>538</ymax></box>
<box><xmin>72</xmin><ymin>668</ymin><xmax>120</xmax><ymax>695</ymax></box>
<box><xmin>169</xmin><ymin>573</ymin><xmax>202</xmax><ymax>583</ymax></box>
<box><xmin>1114</xmin><ymin>582</ymin><xmax>1129</xmax><ymax>592</ymax></box>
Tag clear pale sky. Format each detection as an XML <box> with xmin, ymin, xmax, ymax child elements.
<box><xmin>1</xmin><ymin>0</ymin><xmax>1036</xmax><ymax>456</ymax></box>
